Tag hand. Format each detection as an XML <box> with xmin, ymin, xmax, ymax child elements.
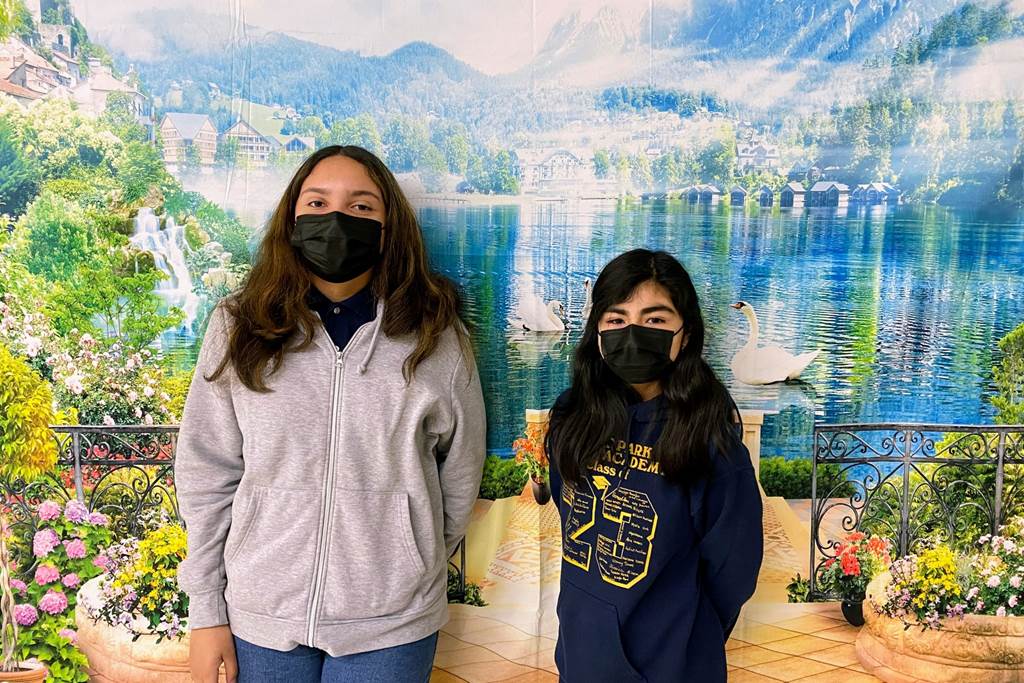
<box><xmin>190</xmin><ymin>625</ymin><xmax>238</xmax><ymax>683</ymax></box>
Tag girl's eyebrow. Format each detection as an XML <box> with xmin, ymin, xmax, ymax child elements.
<box><xmin>605</xmin><ymin>304</ymin><xmax>675</xmax><ymax>315</ymax></box>
<box><xmin>300</xmin><ymin>187</ymin><xmax>329</xmax><ymax>196</ymax></box>
<box><xmin>350</xmin><ymin>189</ymin><xmax>383</xmax><ymax>202</ymax></box>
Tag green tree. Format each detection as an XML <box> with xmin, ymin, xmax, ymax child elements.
<box><xmin>419</xmin><ymin>144</ymin><xmax>448</xmax><ymax>193</ymax></box>
<box><xmin>183</xmin><ymin>143</ymin><xmax>202</xmax><ymax>175</ymax></box>
<box><xmin>383</xmin><ymin>117</ymin><xmax>430</xmax><ymax>172</ymax></box>
<box><xmin>101</xmin><ymin>92</ymin><xmax>147</xmax><ymax>142</ymax></box>
<box><xmin>0</xmin><ymin>0</ymin><xmax>32</xmax><ymax>42</ymax></box>
<box><xmin>215</xmin><ymin>137</ymin><xmax>240</xmax><ymax>169</ymax></box>
<box><xmin>195</xmin><ymin>201</ymin><xmax>251</xmax><ymax>264</ymax></box>
<box><xmin>593</xmin><ymin>149</ymin><xmax>612</xmax><ymax>179</ymax></box>
<box><xmin>0</xmin><ymin>117</ymin><xmax>38</xmax><ymax>217</ymax></box>
<box><xmin>630</xmin><ymin>154</ymin><xmax>653</xmax><ymax>190</ymax></box>
<box><xmin>49</xmin><ymin>246</ymin><xmax>184</xmax><ymax>350</ymax></box>
<box><xmin>21</xmin><ymin>191</ymin><xmax>97</xmax><ymax>281</ymax></box>
<box><xmin>652</xmin><ymin>150</ymin><xmax>683</xmax><ymax>189</ymax></box>
<box><xmin>992</xmin><ymin>322</ymin><xmax>1024</xmax><ymax>425</ymax></box>
<box><xmin>490</xmin><ymin>150</ymin><xmax>520</xmax><ymax>195</ymax></box>
<box><xmin>696</xmin><ymin>137</ymin><xmax>736</xmax><ymax>185</ymax></box>
<box><xmin>114</xmin><ymin>141</ymin><xmax>165</xmax><ymax>205</ymax></box>
<box><xmin>324</xmin><ymin>114</ymin><xmax>383</xmax><ymax>155</ymax></box>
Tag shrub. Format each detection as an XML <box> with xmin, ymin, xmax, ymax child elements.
<box><xmin>478</xmin><ymin>455</ymin><xmax>528</xmax><ymax>500</ymax></box>
<box><xmin>759</xmin><ymin>457</ymin><xmax>854</xmax><ymax>499</ymax></box>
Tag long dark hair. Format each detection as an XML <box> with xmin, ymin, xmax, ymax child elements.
<box><xmin>546</xmin><ymin>249</ymin><xmax>740</xmax><ymax>486</ymax></box>
<box><xmin>208</xmin><ymin>145</ymin><xmax>468</xmax><ymax>391</ymax></box>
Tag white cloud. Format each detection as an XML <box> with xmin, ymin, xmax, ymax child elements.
<box><xmin>71</xmin><ymin>0</ymin><xmax>693</xmax><ymax>74</ymax></box>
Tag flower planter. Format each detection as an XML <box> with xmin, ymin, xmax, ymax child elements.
<box><xmin>75</xmin><ymin>577</ymin><xmax>225</xmax><ymax>683</ymax></box>
<box><xmin>842</xmin><ymin>600</ymin><xmax>865</xmax><ymax>627</ymax></box>
<box><xmin>857</xmin><ymin>571</ymin><xmax>1024</xmax><ymax>682</ymax></box>
<box><xmin>0</xmin><ymin>661</ymin><xmax>47</xmax><ymax>682</ymax></box>
<box><xmin>531</xmin><ymin>477</ymin><xmax>551</xmax><ymax>505</ymax></box>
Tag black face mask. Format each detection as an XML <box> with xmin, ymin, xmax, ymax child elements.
<box><xmin>599</xmin><ymin>324</ymin><xmax>684</xmax><ymax>385</ymax></box>
<box><xmin>290</xmin><ymin>211</ymin><xmax>383</xmax><ymax>284</ymax></box>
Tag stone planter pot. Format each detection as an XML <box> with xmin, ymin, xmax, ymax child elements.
<box><xmin>857</xmin><ymin>571</ymin><xmax>1024</xmax><ymax>682</ymax></box>
<box><xmin>0</xmin><ymin>660</ymin><xmax>47</xmax><ymax>682</ymax></box>
<box><xmin>75</xmin><ymin>577</ymin><xmax>226</xmax><ymax>683</ymax></box>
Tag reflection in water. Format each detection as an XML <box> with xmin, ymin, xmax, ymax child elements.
<box><xmin>159</xmin><ymin>200</ymin><xmax>1024</xmax><ymax>460</ymax></box>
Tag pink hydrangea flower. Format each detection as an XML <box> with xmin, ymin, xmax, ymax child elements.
<box><xmin>37</xmin><ymin>501</ymin><xmax>62</xmax><ymax>521</ymax></box>
<box><xmin>93</xmin><ymin>554</ymin><xmax>109</xmax><ymax>570</ymax></box>
<box><xmin>59</xmin><ymin>628</ymin><xmax>77</xmax><ymax>644</ymax></box>
<box><xmin>38</xmin><ymin>589</ymin><xmax>69</xmax><ymax>615</ymax></box>
<box><xmin>14</xmin><ymin>604</ymin><xmax>37</xmax><ymax>626</ymax></box>
<box><xmin>64</xmin><ymin>538</ymin><xmax>87</xmax><ymax>559</ymax></box>
<box><xmin>10</xmin><ymin>579</ymin><xmax>26</xmax><ymax>594</ymax></box>
<box><xmin>988</xmin><ymin>575</ymin><xmax>1002</xmax><ymax>588</ymax></box>
<box><xmin>1011</xmin><ymin>576</ymin><xmax>1022</xmax><ymax>589</ymax></box>
<box><xmin>967</xmin><ymin>586</ymin><xmax>980</xmax><ymax>599</ymax></box>
<box><xmin>87</xmin><ymin>512</ymin><xmax>109</xmax><ymax>526</ymax></box>
<box><xmin>33</xmin><ymin>528</ymin><xmax>60</xmax><ymax>558</ymax></box>
<box><xmin>997</xmin><ymin>606</ymin><xmax>1008</xmax><ymax>617</ymax></box>
<box><xmin>64</xmin><ymin>500</ymin><xmax>88</xmax><ymax>523</ymax></box>
<box><xmin>62</xmin><ymin>573</ymin><xmax>81</xmax><ymax>589</ymax></box>
<box><xmin>34</xmin><ymin>564</ymin><xmax>59</xmax><ymax>586</ymax></box>
<box><xmin>1010</xmin><ymin>595</ymin><xmax>1019</xmax><ymax>608</ymax></box>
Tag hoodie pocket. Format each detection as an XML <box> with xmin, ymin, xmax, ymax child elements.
<box><xmin>224</xmin><ymin>486</ymin><xmax>321</xmax><ymax>622</ymax></box>
<box><xmin>318</xmin><ymin>490</ymin><xmax>428</xmax><ymax>623</ymax></box>
<box><xmin>223</xmin><ymin>487</ymin><xmax>262</xmax><ymax>565</ymax></box>
<box><xmin>556</xmin><ymin>581</ymin><xmax>646</xmax><ymax>683</ymax></box>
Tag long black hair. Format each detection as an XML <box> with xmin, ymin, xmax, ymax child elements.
<box><xmin>546</xmin><ymin>249</ymin><xmax>740</xmax><ymax>486</ymax></box>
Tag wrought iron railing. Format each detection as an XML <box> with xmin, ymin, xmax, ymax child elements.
<box><xmin>809</xmin><ymin>423</ymin><xmax>1024</xmax><ymax>598</ymax></box>
<box><xmin>0</xmin><ymin>425</ymin><xmax>466</xmax><ymax>596</ymax></box>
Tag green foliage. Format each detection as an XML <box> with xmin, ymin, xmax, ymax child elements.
<box><xmin>100</xmin><ymin>92</ymin><xmax>147</xmax><ymax>143</ymax></box>
<box><xmin>384</xmin><ymin>117</ymin><xmax>431</xmax><ymax>172</ymax></box>
<box><xmin>113</xmin><ymin>142</ymin><xmax>166</xmax><ymax>205</ymax></box>
<box><xmin>447</xmin><ymin>566</ymin><xmax>486</xmax><ymax>607</ymax></box>
<box><xmin>323</xmin><ymin>113</ymin><xmax>384</xmax><ymax>155</ymax></box>
<box><xmin>195</xmin><ymin>201</ymin><xmax>252</xmax><ymax>264</ymax></box>
<box><xmin>17</xmin><ymin>618</ymin><xmax>89</xmax><ymax>683</ymax></box>
<box><xmin>214</xmin><ymin>137</ymin><xmax>239</xmax><ymax>169</ymax></box>
<box><xmin>0</xmin><ymin>116</ymin><xmax>38</xmax><ymax>217</ymax></box>
<box><xmin>467</xmin><ymin>150</ymin><xmax>520</xmax><ymax>195</ymax></box>
<box><xmin>759</xmin><ymin>457</ymin><xmax>855</xmax><ymax>499</ymax></box>
<box><xmin>419</xmin><ymin>144</ymin><xmax>448</xmax><ymax>193</ymax></box>
<box><xmin>0</xmin><ymin>0</ymin><xmax>32</xmax><ymax>42</ymax></box>
<box><xmin>599</xmin><ymin>86</ymin><xmax>725</xmax><ymax>118</ymax></box>
<box><xmin>478</xmin><ymin>455</ymin><xmax>528</xmax><ymax>500</ymax></box>
<box><xmin>593</xmin><ymin>149</ymin><xmax>612</xmax><ymax>179</ymax></box>
<box><xmin>0</xmin><ymin>343</ymin><xmax>57</xmax><ymax>480</ymax></box>
<box><xmin>786</xmin><ymin>573</ymin><xmax>811</xmax><ymax>603</ymax></box>
<box><xmin>21</xmin><ymin>191</ymin><xmax>97</xmax><ymax>282</ymax></box>
<box><xmin>696</xmin><ymin>133</ymin><xmax>736</xmax><ymax>185</ymax></box>
<box><xmin>992</xmin><ymin>321</ymin><xmax>1024</xmax><ymax>425</ymax></box>
<box><xmin>182</xmin><ymin>144</ymin><xmax>201</xmax><ymax>174</ymax></box>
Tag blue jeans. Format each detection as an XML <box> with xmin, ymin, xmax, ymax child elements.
<box><xmin>234</xmin><ymin>633</ymin><xmax>438</xmax><ymax>683</ymax></box>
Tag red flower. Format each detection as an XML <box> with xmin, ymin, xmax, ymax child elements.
<box><xmin>841</xmin><ymin>553</ymin><xmax>861</xmax><ymax>577</ymax></box>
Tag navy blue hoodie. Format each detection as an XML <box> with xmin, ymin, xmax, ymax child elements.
<box><xmin>549</xmin><ymin>392</ymin><xmax>763</xmax><ymax>683</ymax></box>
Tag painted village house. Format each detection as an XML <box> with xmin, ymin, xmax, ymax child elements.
<box><xmin>160</xmin><ymin>112</ymin><xmax>218</xmax><ymax>166</ymax></box>
<box><xmin>780</xmin><ymin>182</ymin><xmax>807</xmax><ymax>208</ymax></box>
<box><xmin>808</xmin><ymin>181</ymin><xmax>850</xmax><ymax>208</ymax></box>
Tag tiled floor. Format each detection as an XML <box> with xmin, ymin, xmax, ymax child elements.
<box><xmin>429</xmin><ymin>602</ymin><xmax>880</xmax><ymax>682</ymax></box>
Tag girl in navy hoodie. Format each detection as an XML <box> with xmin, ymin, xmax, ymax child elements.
<box><xmin>546</xmin><ymin>249</ymin><xmax>763</xmax><ymax>683</ymax></box>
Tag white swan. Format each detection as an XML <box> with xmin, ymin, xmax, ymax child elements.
<box><xmin>730</xmin><ymin>301</ymin><xmax>819</xmax><ymax>385</ymax></box>
<box><xmin>511</xmin><ymin>295</ymin><xmax>566</xmax><ymax>332</ymax></box>
<box><xmin>581</xmin><ymin>278</ymin><xmax>592</xmax><ymax>323</ymax></box>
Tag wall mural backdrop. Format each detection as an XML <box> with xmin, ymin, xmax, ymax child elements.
<box><xmin>0</xmin><ymin>0</ymin><xmax>1023</xmax><ymax>679</ymax></box>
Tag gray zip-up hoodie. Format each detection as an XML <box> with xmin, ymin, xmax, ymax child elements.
<box><xmin>174</xmin><ymin>301</ymin><xmax>486</xmax><ymax>656</ymax></box>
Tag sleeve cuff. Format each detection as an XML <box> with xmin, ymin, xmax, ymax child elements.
<box><xmin>187</xmin><ymin>589</ymin><xmax>229</xmax><ymax>630</ymax></box>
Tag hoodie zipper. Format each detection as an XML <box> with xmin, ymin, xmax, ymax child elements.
<box><xmin>306</xmin><ymin>347</ymin><xmax>344</xmax><ymax>646</ymax></box>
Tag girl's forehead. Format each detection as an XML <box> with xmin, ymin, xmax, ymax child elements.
<box><xmin>615</xmin><ymin>281</ymin><xmax>675</xmax><ymax>308</ymax></box>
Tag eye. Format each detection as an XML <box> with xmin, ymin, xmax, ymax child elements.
<box><xmin>308</xmin><ymin>199</ymin><xmax>326</xmax><ymax>209</ymax></box>
<box><xmin>352</xmin><ymin>203</ymin><xmax>374</xmax><ymax>212</ymax></box>
<box><xmin>645</xmin><ymin>317</ymin><xmax>666</xmax><ymax>325</ymax></box>
<box><xmin>604</xmin><ymin>317</ymin><xmax>625</xmax><ymax>326</ymax></box>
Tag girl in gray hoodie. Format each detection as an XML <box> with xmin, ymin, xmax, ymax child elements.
<box><xmin>175</xmin><ymin>146</ymin><xmax>486</xmax><ymax>683</ymax></box>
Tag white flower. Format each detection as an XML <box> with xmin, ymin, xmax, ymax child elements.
<box><xmin>102</xmin><ymin>415</ymin><xmax>115</xmax><ymax>426</ymax></box>
<box><xmin>24</xmin><ymin>336</ymin><xmax>42</xmax><ymax>358</ymax></box>
<box><xmin>144</xmin><ymin>413</ymin><xmax>153</xmax><ymax>426</ymax></box>
<box><xmin>134</xmin><ymin>407</ymin><xmax>142</xmax><ymax>418</ymax></box>
<box><xmin>143</xmin><ymin>386</ymin><xmax>155</xmax><ymax>398</ymax></box>
<box><xmin>127</xmin><ymin>391</ymin><xmax>138</xmax><ymax>402</ymax></box>
<box><xmin>1011</xmin><ymin>576</ymin><xmax>1021</xmax><ymax>589</ymax></box>
<box><xmin>1004</xmin><ymin>539</ymin><xmax>1017</xmax><ymax>553</ymax></box>
<box><xmin>1010</xmin><ymin>595</ymin><xmax>1019</xmax><ymax>608</ymax></box>
<box><xmin>64</xmin><ymin>373</ymin><xmax>84</xmax><ymax>395</ymax></box>
<box><xmin>998</xmin><ymin>606</ymin><xmax>1007</xmax><ymax>617</ymax></box>
<box><xmin>989</xmin><ymin>575</ymin><xmax>1002</xmax><ymax>588</ymax></box>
